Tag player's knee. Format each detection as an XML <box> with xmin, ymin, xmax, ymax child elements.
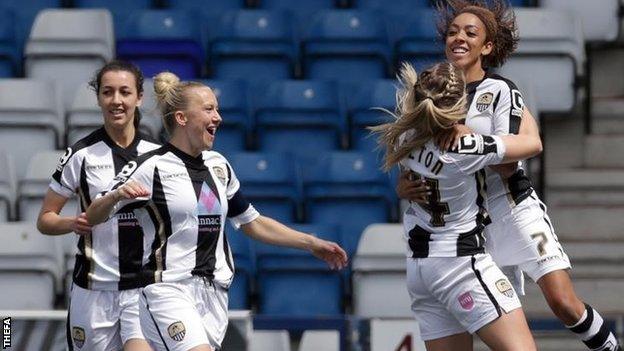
<box><xmin>543</xmin><ymin>289</ymin><xmax>582</xmax><ymax>322</ymax></box>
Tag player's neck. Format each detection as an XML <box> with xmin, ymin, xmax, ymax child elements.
<box><xmin>464</xmin><ymin>64</ymin><xmax>486</xmax><ymax>84</ymax></box>
<box><xmin>104</xmin><ymin>124</ymin><xmax>135</xmax><ymax>148</ymax></box>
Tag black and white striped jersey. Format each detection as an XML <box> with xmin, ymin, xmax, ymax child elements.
<box><xmin>105</xmin><ymin>143</ymin><xmax>259</xmax><ymax>289</ymax></box>
<box><xmin>50</xmin><ymin>127</ymin><xmax>161</xmax><ymax>290</ymax></box>
<box><xmin>465</xmin><ymin>73</ymin><xmax>533</xmax><ymax>215</ymax></box>
<box><xmin>400</xmin><ymin>134</ymin><xmax>506</xmax><ymax>258</ymax></box>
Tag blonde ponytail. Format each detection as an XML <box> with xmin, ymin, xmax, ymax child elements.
<box><xmin>153</xmin><ymin>71</ymin><xmax>205</xmax><ymax>134</ymax></box>
<box><xmin>369</xmin><ymin>62</ymin><xmax>467</xmax><ymax>171</ymax></box>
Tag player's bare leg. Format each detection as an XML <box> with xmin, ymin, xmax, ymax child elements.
<box><xmin>189</xmin><ymin>345</ymin><xmax>213</xmax><ymax>351</ymax></box>
<box><xmin>538</xmin><ymin>269</ymin><xmax>621</xmax><ymax>350</ymax></box>
<box><xmin>475</xmin><ymin>309</ymin><xmax>536</xmax><ymax>351</ymax></box>
<box><xmin>124</xmin><ymin>338</ymin><xmax>153</xmax><ymax>351</ymax></box>
<box><xmin>425</xmin><ymin>332</ymin><xmax>473</xmax><ymax>351</ymax></box>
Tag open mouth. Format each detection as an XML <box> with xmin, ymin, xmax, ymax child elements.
<box><xmin>451</xmin><ymin>47</ymin><xmax>469</xmax><ymax>55</ymax></box>
<box><xmin>206</xmin><ymin>126</ymin><xmax>217</xmax><ymax>136</ymax></box>
<box><xmin>110</xmin><ymin>108</ymin><xmax>125</xmax><ymax>117</ymax></box>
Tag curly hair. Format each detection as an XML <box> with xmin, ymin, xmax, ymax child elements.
<box><xmin>435</xmin><ymin>0</ymin><xmax>519</xmax><ymax>68</ymax></box>
<box><xmin>369</xmin><ymin>62</ymin><xmax>467</xmax><ymax>171</ymax></box>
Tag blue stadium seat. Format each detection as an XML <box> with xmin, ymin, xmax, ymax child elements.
<box><xmin>226</xmin><ymin>223</ymin><xmax>254</xmax><ymax>309</ymax></box>
<box><xmin>353</xmin><ymin>0</ymin><xmax>430</xmax><ymax>12</ymax></box>
<box><xmin>228</xmin><ymin>152</ymin><xmax>299</xmax><ymax>223</ymax></box>
<box><xmin>117</xmin><ymin>10</ymin><xmax>205</xmax><ymax>79</ymax></box>
<box><xmin>202</xmin><ymin>79</ymin><xmax>250</xmax><ymax>153</ymax></box>
<box><xmin>73</xmin><ymin>0</ymin><xmax>153</xmax><ymax>35</ymax></box>
<box><xmin>347</xmin><ymin>79</ymin><xmax>397</xmax><ymax>152</ymax></box>
<box><xmin>0</xmin><ymin>0</ymin><xmax>62</xmax><ymax>54</ymax></box>
<box><xmin>394</xmin><ymin>9</ymin><xmax>445</xmax><ymax>73</ymax></box>
<box><xmin>0</xmin><ymin>9</ymin><xmax>20</xmax><ymax>77</ymax></box>
<box><xmin>253</xmin><ymin>80</ymin><xmax>345</xmax><ymax>157</ymax></box>
<box><xmin>255</xmin><ymin>223</ymin><xmax>343</xmax><ymax>316</ymax></box>
<box><xmin>301</xmin><ymin>152</ymin><xmax>393</xmax><ymax>256</ymax></box>
<box><xmin>256</xmin><ymin>0</ymin><xmax>337</xmax><ymax>21</ymax></box>
<box><xmin>302</xmin><ymin>10</ymin><xmax>391</xmax><ymax>82</ymax></box>
<box><xmin>210</xmin><ymin>10</ymin><xmax>296</xmax><ymax>81</ymax></box>
<box><xmin>164</xmin><ymin>0</ymin><xmax>245</xmax><ymax>12</ymax></box>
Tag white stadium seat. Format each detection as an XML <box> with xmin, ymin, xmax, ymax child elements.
<box><xmin>249</xmin><ymin>330</ymin><xmax>291</xmax><ymax>351</ymax></box>
<box><xmin>0</xmin><ymin>150</ymin><xmax>16</xmax><ymax>221</ymax></box>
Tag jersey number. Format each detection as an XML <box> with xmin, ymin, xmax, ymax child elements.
<box><xmin>418</xmin><ymin>177</ymin><xmax>450</xmax><ymax>227</ymax></box>
<box><xmin>530</xmin><ymin>232</ymin><xmax>547</xmax><ymax>256</ymax></box>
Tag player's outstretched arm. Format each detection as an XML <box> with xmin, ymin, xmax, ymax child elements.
<box><xmin>86</xmin><ymin>180</ymin><xmax>150</xmax><ymax>225</ymax></box>
<box><xmin>241</xmin><ymin>216</ymin><xmax>348</xmax><ymax>270</ymax></box>
<box><xmin>37</xmin><ymin>189</ymin><xmax>92</xmax><ymax>236</ymax></box>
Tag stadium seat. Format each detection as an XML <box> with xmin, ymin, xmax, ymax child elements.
<box><xmin>496</xmin><ymin>8</ymin><xmax>585</xmax><ymax>113</ymax></box>
<box><xmin>140</xmin><ymin>79</ymin><xmax>166</xmax><ymax>139</ymax></box>
<box><xmin>255</xmin><ymin>224</ymin><xmax>343</xmax><ymax>316</ymax></box>
<box><xmin>540</xmin><ymin>0</ymin><xmax>620</xmax><ymax>42</ymax></box>
<box><xmin>0</xmin><ymin>79</ymin><xmax>64</xmax><ymax>179</ymax></box>
<box><xmin>299</xmin><ymin>330</ymin><xmax>340</xmax><ymax>351</ymax></box>
<box><xmin>228</xmin><ymin>152</ymin><xmax>299</xmax><ymax>222</ymax></box>
<box><xmin>24</xmin><ymin>9</ymin><xmax>115</xmax><ymax>108</ymax></box>
<box><xmin>210</xmin><ymin>10</ymin><xmax>296</xmax><ymax>81</ymax></box>
<box><xmin>352</xmin><ymin>0</ymin><xmax>430</xmax><ymax>13</ymax></box>
<box><xmin>301</xmin><ymin>152</ymin><xmax>394</xmax><ymax>256</ymax></box>
<box><xmin>256</xmin><ymin>0</ymin><xmax>337</xmax><ymax>21</ymax></box>
<box><xmin>301</xmin><ymin>10</ymin><xmax>391</xmax><ymax>82</ymax></box>
<box><xmin>394</xmin><ymin>9</ymin><xmax>445</xmax><ymax>73</ymax></box>
<box><xmin>347</xmin><ymin>79</ymin><xmax>397</xmax><ymax>152</ymax></box>
<box><xmin>0</xmin><ymin>10</ymin><xmax>20</xmax><ymax>77</ymax></box>
<box><xmin>253</xmin><ymin>80</ymin><xmax>345</xmax><ymax>157</ymax></box>
<box><xmin>352</xmin><ymin>223</ymin><xmax>413</xmax><ymax>318</ymax></box>
<box><xmin>17</xmin><ymin>150</ymin><xmax>79</xmax><ymax>222</ymax></box>
<box><xmin>226</xmin><ymin>224</ymin><xmax>254</xmax><ymax>309</ymax></box>
<box><xmin>73</xmin><ymin>0</ymin><xmax>153</xmax><ymax>35</ymax></box>
<box><xmin>202</xmin><ymin>80</ymin><xmax>250</xmax><ymax>152</ymax></box>
<box><xmin>164</xmin><ymin>0</ymin><xmax>245</xmax><ymax>12</ymax></box>
<box><xmin>0</xmin><ymin>222</ymin><xmax>62</xmax><ymax>309</ymax></box>
<box><xmin>117</xmin><ymin>10</ymin><xmax>205</xmax><ymax>79</ymax></box>
<box><xmin>249</xmin><ymin>330</ymin><xmax>291</xmax><ymax>351</ymax></box>
<box><xmin>0</xmin><ymin>151</ymin><xmax>16</xmax><ymax>222</ymax></box>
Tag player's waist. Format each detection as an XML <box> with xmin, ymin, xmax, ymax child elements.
<box><xmin>405</xmin><ymin>223</ymin><xmax>487</xmax><ymax>258</ymax></box>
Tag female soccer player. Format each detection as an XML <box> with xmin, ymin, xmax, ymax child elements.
<box><xmin>86</xmin><ymin>72</ymin><xmax>348</xmax><ymax>351</ymax></box>
<box><xmin>396</xmin><ymin>1</ymin><xmax>622</xmax><ymax>350</ymax></box>
<box><xmin>371</xmin><ymin>61</ymin><xmax>541</xmax><ymax>351</ymax></box>
<box><xmin>37</xmin><ymin>61</ymin><xmax>157</xmax><ymax>351</ymax></box>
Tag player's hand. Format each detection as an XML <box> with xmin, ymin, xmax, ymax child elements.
<box><xmin>396</xmin><ymin>171</ymin><xmax>430</xmax><ymax>204</ymax></box>
<box><xmin>71</xmin><ymin>212</ymin><xmax>92</xmax><ymax>236</ymax></box>
<box><xmin>114</xmin><ymin>180</ymin><xmax>150</xmax><ymax>201</ymax></box>
<box><xmin>435</xmin><ymin>124</ymin><xmax>472</xmax><ymax>151</ymax></box>
<box><xmin>309</xmin><ymin>236</ymin><xmax>348</xmax><ymax>270</ymax></box>
<box><xmin>489</xmin><ymin>163</ymin><xmax>518</xmax><ymax>179</ymax></box>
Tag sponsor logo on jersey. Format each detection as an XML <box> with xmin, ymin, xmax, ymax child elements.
<box><xmin>198</xmin><ymin>215</ymin><xmax>221</xmax><ymax>234</ymax></box>
<box><xmin>458</xmin><ymin>291</ymin><xmax>474</xmax><ymax>310</ymax></box>
<box><xmin>113</xmin><ymin>161</ymin><xmax>138</xmax><ymax>183</ymax></box>
<box><xmin>56</xmin><ymin>147</ymin><xmax>73</xmax><ymax>172</ymax></box>
<box><xmin>86</xmin><ymin>164</ymin><xmax>113</xmax><ymax>171</ymax></box>
<box><xmin>495</xmin><ymin>279</ymin><xmax>514</xmax><ymax>298</ymax></box>
<box><xmin>212</xmin><ymin>165</ymin><xmax>227</xmax><ymax>186</ymax></box>
<box><xmin>72</xmin><ymin>326</ymin><xmax>86</xmax><ymax>348</ymax></box>
<box><xmin>168</xmin><ymin>321</ymin><xmax>186</xmax><ymax>342</ymax></box>
<box><xmin>117</xmin><ymin>211</ymin><xmax>139</xmax><ymax>227</ymax></box>
<box><xmin>476</xmin><ymin>92</ymin><xmax>494</xmax><ymax>112</ymax></box>
<box><xmin>161</xmin><ymin>172</ymin><xmax>187</xmax><ymax>180</ymax></box>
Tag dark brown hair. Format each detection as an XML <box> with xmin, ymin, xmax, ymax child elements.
<box><xmin>89</xmin><ymin>60</ymin><xmax>145</xmax><ymax>129</ymax></box>
<box><xmin>436</xmin><ymin>0</ymin><xmax>519</xmax><ymax>68</ymax></box>
<box><xmin>369</xmin><ymin>62</ymin><xmax>467</xmax><ymax>171</ymax></box>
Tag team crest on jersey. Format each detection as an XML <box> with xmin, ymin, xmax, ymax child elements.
<box><xmin>168</xmin><ymin>321</ymin><xmax>186</xmax><ymax>342</ymax></box>
<box><xmin>495</xmin><ymin>279</ymin><xmax>514</xmax><ymax>298</ymax></box>
<box><xmin>212</xmin><ymin>165</ymin><xmax>227</xmax><ymax>186</ymax></box>
<box><xmin>476</xmin><ymin>92</ymin><xmax>494</xmax><ymax>112</ymax></box>
<box><xmin>72</xmin><ymin>326</ymin><xmax>85</xmax><ymax>348</ymax></box>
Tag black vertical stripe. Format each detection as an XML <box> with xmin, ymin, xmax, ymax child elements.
<box><xmin>112</xmin><ymin>148</ymin><xmax>146</xmax><ymax>290</ymax></box>
<box><xmin>185</xmin><ymin>161</ymin><xmax>221</xmax><ymax>278</ymax></box>
<box><xmin>145</xmin><ymin>167</ymin><xmax>173</xmax><ymax>281</ymax></box>
<box><xmin>492</xmin><ymin>91</ymin><xmax>501</xmax><ymax>112</ymax></box>
<box><xmin>142</xmin><ymin>291</ymin><xmax>172</xmax><ymax>351</ymax></box>
<box><xmin>66</xmin><ymin>296</ymin><xmax>73</xmax><ymax>351</ymax></box>
<box><xmin>408</xmin><ymin>225</ymin><xmax>431</xmax><ymax>258</ymax></box>
<box><xmin>223</xmin><ymin>231</ymin><xmax>234</xmax><ymax>273</ymax></box>
<box><xmin>73</xmin><ymin>161</ymin><xmax>91</xmax><ymax>289</ymax></box>
<box><xmin>471</xmin><ymin>256</ymin><xmax>502</xmax><ymax>317</ymax></box>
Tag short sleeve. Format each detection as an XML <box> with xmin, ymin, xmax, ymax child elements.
<box><xmin>223</xmin><ymin>161</ymin><xmax>259</xmax><ymax>229</ymax></box>
<box><xmin>49</xmin><ymin>147</ymin><xmax>81</xmax><ymax>198</ymax></box>
<box><xmin>451</xmin><ymin>134</ymin><xmax>506</xmax><ymax>174</ymax></box>
<box><xmin>492</xmin><ymin>83</ymin><xmax>524</xmax><ymax>136</ymax></box>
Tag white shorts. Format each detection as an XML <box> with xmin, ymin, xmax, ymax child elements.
<box><xmin>139</xmin><ymin>276</ymin><xmax>229</xmax><ymax>351</ymax></box>
<box><xmin>485</xmin><ymin>193</ymin><xmax>571</xmax><ymax>287</ymax></box>
<box><xmin>68</xmin><ymin>284</ymin><xmax>145</xmax><ymax>350</ymax></box>
<box><xmin>407</xmin><ymin>254</ymin><xmax>522</xmax><ymax>341</ymax></box>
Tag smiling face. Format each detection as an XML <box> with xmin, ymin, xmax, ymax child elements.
<box><xmin>178</xmin><ymin>86</ymin><xmax>222</xmax><ymax>153</ymax></box>
<box><xmin>445</xmin><ymin>12</ymin><xmax>493</xmax><ymax>73</ymax></box>
<box><xmin>97</xmin><ymin>70</ymin><xmax>142</xmax><ymax>131</ymax></box>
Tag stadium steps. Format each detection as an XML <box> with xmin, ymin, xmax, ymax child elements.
<box><xmin>584</xmin><ymin>134</ymin><xmax>624</xmax><ymax>167</ymax></box>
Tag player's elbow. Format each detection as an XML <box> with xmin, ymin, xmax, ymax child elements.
<box><xmin>532</xmin><ymin>137</ymin><xmax>543</xmax><ymax>156</ymax></box>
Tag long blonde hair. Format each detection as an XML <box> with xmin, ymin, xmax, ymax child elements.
<box><xmin>369</xmin><ymin>62</ymin><xmax>467</xmax><ymax>171</ymax></box>
<box><xmin>153</xmin><ymin>71</ymin><xmax>206</xmax><ymax>134</ymax></box>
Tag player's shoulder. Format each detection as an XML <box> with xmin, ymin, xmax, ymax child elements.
<box><xmin>136</xmin><ymin>131</ymin><xmax>162</xmax><ymax>151</ymax></box>
<box><xmin>62</xmin><ymin>127</ymin><xmax>109</xmax><ymax>162</ymax></box>
<box><xmin>483</xmin><ymin>74</ymin><xmax>521</xmax><ymax>94</ymax></box>
<box><xmin>202</xmin><ymin>150</ymin><xmax>229</xmax><ymax>165</ymax></box>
